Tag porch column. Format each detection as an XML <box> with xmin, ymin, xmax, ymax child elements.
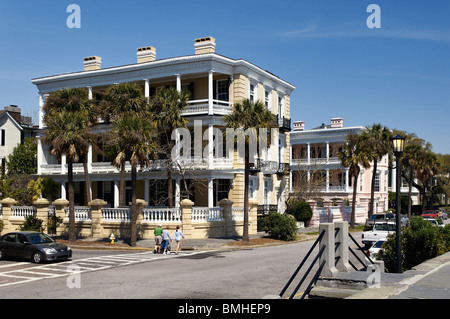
<box><xmin>208</xmin><ymin>124</ymin><xmax>214</xmax><ymax>169</ymax></box>
<box><xmin>87</xmin><ymin>145</ymin><xmax>92</xmax><ymax>174</ymax></box>
<box><xmin>38</xmin><ymin>92</ymin><xmax>44</xmax><ymax>129</ymax></box>
<box><xmin>175</xmin><ymin>178</ymin><xmax>181</xmax><ymax>208</ymax></box>
<box><xmin>208</xmin><ymin>178</ymin><xmax>214</xmax><ymax>207</ymax></box>
<box><xmin>37</xmin><ymin>136</ymin><xmax>43</xmax><ymax>175</ymax></box>
<box><xmin>345</xmin><ymin>168</ymin><xmax>349</xmax><ymax>192</ymax></box>
<box><xmin>87</xmin><ymin>86</ymin><xmax>93</xmax><ymax>100</ymax></box>
<box><xmin>307</xmin><ymin>143</ymin><xmax>311</xmax><ymax>165</ymax></box>
<box><xmin>61</xmin><ymin>155</ymin><xmax>66</xmax><ymax>174</ymax></box>
<box><xmin>176</xmin><ymin>74</ymin><xmax>181</xmax><ymax>92</ymax></box>
<box><xmin>326</xmin><ymin>169</ymin><xmax>330</xmax><ymax>192</ymax></box>
<box><xmin>144</xmin><ymin>78</ymin><xmax>150</xmax><ymax>99</ymax></box>
<box><xmin>208</xmin><ymin>70</ymin><xmax>214</xmax><ymax>115</ymax></box>
<box><xmin>113</xmin><ymin>180</ymin><xmax>119</xmax><ymax>208</ymax></box>
<box><xmin>326</xmin><ymin>141</ymin><xmax>329</xmax><ymax>163</ymax></box>
<box><xmin>61</xmin><ymin>182</ymin><xmax>67</xmax><ymax>200</ymax></box>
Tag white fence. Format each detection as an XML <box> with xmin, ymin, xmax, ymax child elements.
<box><xmin>64</xmin><ymin>206</ymin><xmax>91</xmax><ymax>221</ymax></box>
<box><xmin>192</xmin><ymin>207</ymin><xmax>224</xmax><ymax>222</ymax></box>
<box><xmin>143</xmin><ymin>207</ymin><xmax>181</xmax><ymax>223</ymax></box>
<box><xmin>11</xmin><ymin>206</ymin><xmax>36</xmax><ymax>219</ymax></box>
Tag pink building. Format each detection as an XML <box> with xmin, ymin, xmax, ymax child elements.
<box><xmin>289</xmin><ymin>118</ymin><xmax>389</xmax><ymax>221</ymax></box>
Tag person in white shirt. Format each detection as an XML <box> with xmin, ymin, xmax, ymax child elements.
<box><xmin>161</xmin><ymin>226</ymin><xmax>172</xmax><ymax>255</ymax></box>
<box><xmin>172</xmin><ymin>225</ymin><xmax>185</xmax><ymax>254</ymax></box>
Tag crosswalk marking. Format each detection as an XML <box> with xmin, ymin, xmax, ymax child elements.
<box><xmin>0</xmin><ymin>250</ymin><xmax>203</xmax><ymax>288</ymax></box>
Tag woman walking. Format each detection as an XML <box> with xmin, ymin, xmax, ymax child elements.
<box><xmin>172</xmin><ymin>225</ymin><xmax>185</xmax><ymax>255</ymax></box>
<box><xmin>161</xmin><ymin>226</ymin><xmax>172</xmax><ymax>255</ymax></box>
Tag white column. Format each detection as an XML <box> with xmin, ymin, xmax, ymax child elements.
<box><xmin>114</xmin><ymin>180</ymin><xmax>119</xmax><ymax>208</ymax></box>
<box><xmin>144</xmin><ymin>78</ymin><xmax>150</xmax><ymax>99</ymax></box>
<box><xmin>326</xmin><ymin>141</ymin><xmax>329</xmax><ymax>163</ymax></box>
<box><xmin>87</xmin><ymin>86</ymin><xmax>93</xmax><ymax>100</ymax></box>
<box><xmin>345</xmin><ymin>168</ymin><xmax>349</xmax><ymax>192</ymax></box>
<box><xmin>38</xmin><ymin>92</ymin><xmax>44</xmax><ymax>129</ymax></box>
<box><xmin>208</xmin><ymin>70</ymin><xmax>214</xmax><ymax>115</ymax></box>
<box><xmin>326</xmin><ymin>169</ymin><xmax>330</xmax><ymax>192</ymax></box>
<box><xmin>87</xmin><ymin>145</ymin><xmax>92</xmax><ymax>173</ymax></box>
<box><xmin>307</xmin><ymin>143</ymin><xmax>311</xmax><ymax>165</ymax></box>
<box><xmin>61</xmin><ymin>182</ymin><xmax>67</xmax><ymax>200</ymax></box>
<box><xmin>208</xmin><ymin>124</ymin><xmax>214</xmax><ymax>169</ymax></box>
<box><xmin>37</xmin><ymin>136</ymin><xmax>43</xmax><ymax>175</ymax></box>
<box><xmin>175</xmin><ymin>178</ymin><xmax>181</xmax><ymax>208</ymax></box>
<box><xmin>208</xmin><ymin>178</ymin><xmax>214</xmax><ymax>208</ymax></box>
<box><xmin>176</xmin><ymin>74</ymin><xmax>181</xmax><ymax>92</ymax></box>
<box><xmin>61</xmin><ymin>155</ymin><xmax>66</xmax><ymax>174</ymax></box>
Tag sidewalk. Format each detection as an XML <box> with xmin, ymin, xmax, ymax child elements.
<box><xmin>347</xmin><ymin>251</ymin><xmax>450</xmax><ymax>299</ymax></box>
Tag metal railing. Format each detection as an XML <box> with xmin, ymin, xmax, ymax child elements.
<box><xmin>279</xmin><ymin>230</ymin><xmax>326</xmax><ymax>299</ymax></box>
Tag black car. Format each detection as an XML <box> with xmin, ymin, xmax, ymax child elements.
<box><xmin>0</xmin><ymin>231</ymin><xmax>72</xmax><ymax>263</ymax></box>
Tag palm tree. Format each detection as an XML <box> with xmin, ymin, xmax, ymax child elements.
<box><xmin>97</xmin><ymin>83</ymin><xmax>148</xmax><ymax>207</ymax></box>
<box><xmin>363</xmin><ymin>124</ymin><xmax>391</xmax><ymax>217</ymax></box>
<box><xmin>149</xmin><ymin>87</ymin><xmax>190</xmax><ymax>208</ymax></box>
<box><xmin>338</xmin><ymin>133</ymin><xmax>371</xmax><ymax>228</ymax></box>
<box><xmin>43</xmin><ymin>88</ymin><xmax>94</xmax><ymax>241</ymax></box>
<box><xmin>224</xmin><ymin>99</ymin><xmax>276</xmax><ymax>241</ymax></box>
<box><xmin>109</xmin><ymin>114</ymin><xmax>159</xmax><ymax>246</ymax></box>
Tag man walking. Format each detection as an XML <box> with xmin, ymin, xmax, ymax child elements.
<box><xmin>154</xmin><ymin>224</ymin><xmax>163</xmax><ymax>254</ymax></box>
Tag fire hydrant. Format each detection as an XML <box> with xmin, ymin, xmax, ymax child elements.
<box><xmin>109</xmin><ymin>233</ymin><xmax>115</xmax><ymax>244</ymax></box>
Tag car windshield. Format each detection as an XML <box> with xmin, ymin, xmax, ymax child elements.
<box><xmin>374</xmin><ymin>223</ymin><xmax>396</xmax><ymax>231</ymax></box>
<box><xmin>374</xmin><ymin>241</ymin><xmax>385</xmax><ymax>248</ymax></box>
<box><xmin>26</xmin><ymin>233</ymin><xmax>54</xmax><ymax>244</ymax></box>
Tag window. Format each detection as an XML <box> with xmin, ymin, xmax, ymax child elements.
<box><xmin>250</xmin><ymin>83</ymin><xmax>256</xmax><ymax>102</ymax></box>
<box><xmin>249</xmin><ymin>177</ymin><xmax>257</xmax><ymax>199</ymax></box>
<box><xmin>1</xmin><ymin>129</ymin><xmax>5</xmax><ymax>146</ymax></box>
<box><xmin>265</xmin><ymin>90</ymin><xmax>271</xmax><ymax>110</ymax></box>
<box><xmin>215</xmin><ymin>80</ymin><xmax>229</xmax><ymax>101</ymax></box>
<box><xmin>374</xmin><ymin>173</ymin><xmax>380</xmax><ymax>192</ymax></box>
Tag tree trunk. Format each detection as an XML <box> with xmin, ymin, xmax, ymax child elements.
<box><xmin>130</xmin><ymin>164</ymin><xmax>137</xmax><ymax>247</ymax></box>
<box><xmin>407</xmin><ymin>166</ymin><xmax>413</xmax><ymax>217</ymax></box>
<box><xmin>351</xmin><ymin>174</ymin><xmax>358</xmax><ymax>229</ymax></box>
<box><xmin>82</xmin><ymin>159</ymin><xmax>91</xmax><ymax>205</ymax></box>
<box><xmin>68</xmin><ymin>157</ymin><xmax>76</xmax><ymax>242</ymax></box>
<box><xmin>368</xmin><ymin>159</ymin><xmax>378</xmax><ymax>217</ymax></box>
<box><xmin>243</xmin><ymin>142</ymin><xmax>250</xmax><ymax>242</ymax></box>
<box><xmin>119</xmin><ymin>158</ymin><xmax>125</xmax><ymax>208</ymax></box>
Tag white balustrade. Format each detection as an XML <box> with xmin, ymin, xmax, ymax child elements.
<box><xmin>65</xmin><ymin>206</ymin><xmax>91</xmax><ymax>221</ymax></box>
<box><xmin>231</xmin><ymin>207</ymin><xmax>244</xmax><ymax>221</ymax></box>
<box><xmin>11</xmin><ymin>206</ymin><xmax>36</xmax><ymax>219</ymax></box>
<box><xmin>102</xmin><ymin>208</ymin><xmax>130</xmax><ymax>222</ymax></box>
<box><xmin>192</xmin><ymin>207</ymin><xmax>224</xmax><ymax>222</ymax></box>
<box><xmin>143</xmin><ymin>207</ymin><xmax>181</xmax><ymax>223</ymax></box>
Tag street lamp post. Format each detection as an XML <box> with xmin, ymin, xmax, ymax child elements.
<box><xmin>391</xmin><ymin>134</ymin><xmax>405</xmax><ymax>273</ymax></box>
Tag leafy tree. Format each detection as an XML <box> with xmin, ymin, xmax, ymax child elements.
<box><xmin>6</xmin><ymin>137</ymin><xmax>37</xmax><ymax>175</ymax></box>
<box><xmin>338</xmin><ymin>133</ymin><xmax>371</xmax><ymax>228</ymax></box>
<box><xmin>362</xmin><ymin>124</ymin><xmax>391</xmax><ymax>217</ymax></box>
<box><xmin>149</xmin><ymin>87</ymin><xmax>190</xmax><ymax>208</ymax></box>
<box><xmin>224</xmin><ymin>99</ymin><xmax>276</xmax><ymax>241</ymax></box>
<box><xmin>262</xmin><ymin>212</ymin><xmax>298</xmax><ymax>241</ymax></box>
<box><xmin>43</xmin><ymin>88</ymin><xmax>94</xmax><ymax>241</ymax></box>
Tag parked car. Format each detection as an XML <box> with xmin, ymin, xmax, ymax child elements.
<box><xmin>422</xmin><ymin>210</ymin><xmax>439</xmax><ymax>218</ymax></box>
<box><xmin>365</xmin><ymin>240</ymin><xmax>386</xmax><ymax>265</ymax></box>
<box><xmin>364</xmin><ymin>212</ymin><xmax>395</xmax><ymax>231</ymax></box>
<box><xmin>423</xmin><ymin>218</ymin><xmax>444</xmax><ymax>228</ymax></box>
<box><xmin>362</xmin><ymin>221</ymin><xmax>396</xmax><ymax>249</ymax></box>
<box><xmin>0</xmin><ymin>231</ymin><xmax>72</xmax><ymax>263</ymax></box>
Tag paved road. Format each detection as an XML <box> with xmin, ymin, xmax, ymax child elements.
<box><xmin>0</xmin><ymin>240</ymin><xmax>326</xmax><ymax>299</ymax></box>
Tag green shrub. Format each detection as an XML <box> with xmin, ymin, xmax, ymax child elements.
<box><xmin>19</xmin><ymin>215</ymin><xmax>44</xmax><ymax>232</ymax></box>
<box><xmin>262</xmin><ymin>212</ymin><xmax>298</xmax><ymax>241</ymax></box>
<box><xmin>378</xmin><ymin>217</ymin><xmax>447</xmax><ymax>272</ymax></box>
<box><xmin>287</xmin><ymin>200</ymin><xmax>312</xmax><ymax>222</ymax></box>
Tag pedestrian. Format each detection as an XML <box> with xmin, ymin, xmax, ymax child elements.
<box><xmin>154</xmin><ymin>224</ymin><xmax>163</xmax><ymax>254</ymax></box>
<box><xmin>172</xmin><ymin>225</ymin><xmax>185</xmax><ymax>254</ymax></box>
<box><xmin>162</xmin><ymin>226</ymin><xmax>172</xmax><ymax>255</ymax></box>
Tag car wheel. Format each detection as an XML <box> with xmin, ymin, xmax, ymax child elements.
<box><xmin>32</xmin><ymin>251</ymin><xmax>43</xmax><ymax>264</ymax></box>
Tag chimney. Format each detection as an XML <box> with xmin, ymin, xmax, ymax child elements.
<box><xmin>293</xmin><ymin>121</ymin><xmax>305</xmax><ymax>131</ymax></box>
<box><xmin>137</xmin><ymin>46</ymin><xmax>156</xmax><ymax>63</ymax></box>
<box><xmin>330</xmin><ymin>117</ymin><xmax>343</xmax><ymax>128</ymax></box>
<box><xmin>194</xmin><ymin>36</ymin><xmax>216</xmax><ymax>55</ymax></box>
<box><xmin>83</xmin><ymin>56</ymin><xmax>102</xmax><ymax>71</ymax></box>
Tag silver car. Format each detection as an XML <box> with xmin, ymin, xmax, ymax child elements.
<box><xmin>0</xmin><ymin>231</ymin><xmax>72</xmax><ymax>263</ymax></box>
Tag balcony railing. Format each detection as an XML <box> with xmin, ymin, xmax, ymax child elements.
<box><xmin>182</xmin><ymin>99</ymin><xmax>233</xmax><ymax>116</ymax></box>
<box><xmin>277</xmin><ymin>116</ymin><xmax>291</xmax><ymax>131</ymax></box>
<box><xmin>257</xmin><ymin>204</ymin><xmax>278</xmax><ymax>216</ymax></box>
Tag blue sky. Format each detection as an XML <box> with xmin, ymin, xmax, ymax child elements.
<box><xmin>1</xmin><ymin>0</ymin><xmax>449</xmax><ymax>153</ymax></box>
